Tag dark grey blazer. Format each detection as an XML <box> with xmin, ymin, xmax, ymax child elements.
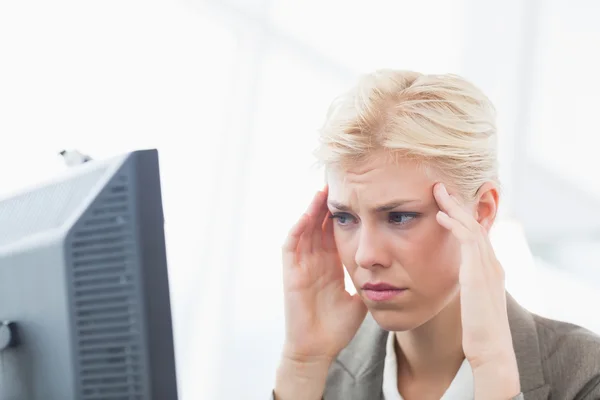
<box><xmin>272</xmin><ymin>294</ymin><xmax>600</xmax><ymax>399</ymax></box>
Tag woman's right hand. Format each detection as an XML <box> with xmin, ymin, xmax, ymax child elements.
<box><xmin>280</xmin><ymin>186</ymin><xmax>367</xmax><ymax>365</ymax></box>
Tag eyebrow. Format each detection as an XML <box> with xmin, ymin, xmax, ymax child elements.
<box><xmin>328</xmin><ymin>199</ymin><xmax>422</xmax><ymax>213</ymax></box>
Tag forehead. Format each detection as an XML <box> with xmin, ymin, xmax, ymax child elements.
<box><xmin>326</xmin><ymin>156</ymin><xmax>437</xmax><ymax>203</ymax></box>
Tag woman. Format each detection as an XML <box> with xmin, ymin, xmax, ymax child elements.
<box><xmin>271</xmin><ymin>70</ymin><xmax>600</xmax><ymax>400</ymax></box>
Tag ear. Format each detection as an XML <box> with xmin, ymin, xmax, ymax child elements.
<box><xmin>475</xmin><ymin>182</ymin><xmax>499</xmax><ymax>232</ymax></box>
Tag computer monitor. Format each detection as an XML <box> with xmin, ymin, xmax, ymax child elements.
<box><xmin>0</xmin><ymin>149</ymin><xmax>179</xmax><ymax>400</ymax></box>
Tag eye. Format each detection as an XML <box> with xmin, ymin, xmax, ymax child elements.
<box><xmin>388</xmin><ymin>212</ymin><xmax>419</xmax><ymax>225</ymax></box>
<box><xmin>329</xmin><ymin>212</ymin><xmax>356</xmax><ymax>226</ymax></box>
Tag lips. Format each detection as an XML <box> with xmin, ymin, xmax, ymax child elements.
<box><xmin>361</xmin><ymin>282</ymin><xmax>407</xmax><ymax>301</ymax></box>
<box><xmin>362</xmin><ymin>282</ymin><xmax>404</xmax><ymax>291</ymax></box>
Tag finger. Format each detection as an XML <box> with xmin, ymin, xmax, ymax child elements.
<box><xmin>306</xmin><ymin>190</ymin><xmax>326</xmax><ymax>216</ymax></box>
<box><xmin>321</xmin><ymin>211</ymin><xmax>337</xmax><ymax>251</ymax></box>
<box><xmin>436</xmin><ymin>210</ymin><xmax>473</xmax><ymax>243</ymax></box>
<box><xmin>299</xmin><ymin>190</ymin><xmax>326</xmax><ymax>253</ymax></box>
<box><xmin>312</xmin><ymin>192</ymin><xmax>330</xmax><ymax>250</ymax></box>
<box><xmin>282</xmin><ymin>213</ymin><xmax>310</xmax><ymax>267</ymax></box>
<box><xmin>438</xmin><ymin>210</ymin><xmax>502</xmax><ymax>286</ymax></box>
<box><xmin>446</xmin><ymin>192</ymin><xmax>494</xmax><ymax>262</ymax></box>
<box><xmin>433</xmin><ymin>183</ymin><xmax>480</xmax><ymax>231</ymax></box>
<box><xmin>436</xmin><ymin>186</ymin><xmax>496</xmax><ymax>265</ymax></box>
<box><xmin>481</xmin><ymin>230</ymin><xmax>504</xmax><ymax>275</ymax></box>
<box><xmin>437</xmin><ymin>209</ymin><xmax>491</xmax><ymax>260</ymax></box>
<box><xmin>447</xmin><ymin>193</ymin><xmax>492</xmax><ymax>261</ymax></box>
<box><xmin>437</xmin><ymin>210</ymin><xmax>486</xmax><ymax>283</ymax></box>
<box><xmin>434</xmin><ymin>185</ymin><xmax>494</xmax><ymax>267</ymax></box>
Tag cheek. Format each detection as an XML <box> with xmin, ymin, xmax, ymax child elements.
<box><xmin>333</xmin><ymin>227</ymin><xmax>357</xmax><ymax>269</ymax></box>
<box><xmin>332</xmin><ymin>218</ymin><xmax>462</xmax><ymax>293</ymax></box>
<box><xmin>333</xmin><ymin>231</ymin><xmax>362</xmax><ymax>291</ymax></box>
<box><xmin>398</xmin><ymin>219</ymin><xmax>461</xmax><ymax>291</ymax></box>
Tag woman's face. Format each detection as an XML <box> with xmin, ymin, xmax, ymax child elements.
<box><xmin>327</xmin><ymin>156</ymin><xmax>464</xmax><ymax>331</ymax></box>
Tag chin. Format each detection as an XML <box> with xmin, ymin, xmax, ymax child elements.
<box><xmin>368</xmin><ymin>307</ymin><xmax>430</xmax><ymax>332</ymax></box>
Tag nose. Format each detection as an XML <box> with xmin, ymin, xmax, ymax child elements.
<box><xmin>354</xmin><ymin>225</ymin><xmax>390</xmax><ymax>270</ymax></box>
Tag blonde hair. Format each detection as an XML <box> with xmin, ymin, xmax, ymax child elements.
<box><xmin>315</xmin><ymin>69</ymin><xmax>499</xmax><ymax>200</ymax></box>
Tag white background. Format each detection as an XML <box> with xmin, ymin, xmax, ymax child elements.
<box><xmin>1</xmin><ymin>0</ymin><xmax>599</xmax><ymax>398</ymax></box>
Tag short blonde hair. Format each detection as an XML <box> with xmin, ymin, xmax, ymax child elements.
<box><xmin>316</xmin><ymin>69</ymin><xmax>499</xmax><ymax>199</ymax></box>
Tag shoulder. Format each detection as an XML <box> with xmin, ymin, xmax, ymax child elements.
<box><xmin>533</xmin><ymin>313</ymin><xmax>600</xmax><ymax>371</ymax></box>
<box><xmin>533</xmin><ymin>314</ymin><xmax>600</xmax><ymax>398</ymax></box>
<box><xmin>324</xmin><ymin>314</ymin><xmax>387</xmax><ymax>399</ymax></box>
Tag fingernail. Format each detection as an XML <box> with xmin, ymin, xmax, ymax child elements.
<box><xmin>437</xmin><ymin>210</ymin><xmax>450</xmax><ymax>221</ymax></box>
<box><xmin>438</xmin><ymin>183</ymin><xmax>448</xmax><ymax>195</ymax></box>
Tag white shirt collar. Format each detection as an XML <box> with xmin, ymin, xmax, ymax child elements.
<box><xmin>382</xmin><ymin>331</ymin><xmax>474</xmax><ymax>400</ymax></box>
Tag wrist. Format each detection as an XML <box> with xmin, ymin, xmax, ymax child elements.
<box><xmin>278</xmin><ymin>353</ymin><xmax>333</xmax><ymax>379</ymax></box>
<box><xmin>472</xmin><ymin>356</ymin><xmax>521</xmax><ymax>400</ymax></box>
<box><xmin>274</xmin><ymin>356</ymin><xmax>332</xmax><ymax>400</ymax></box>
<box><xmin>279</xmin><ymin>342</ymin><xmax>337</xmax><ymax>376</ymax></box>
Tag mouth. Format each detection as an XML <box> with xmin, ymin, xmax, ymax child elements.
<box><xmin>361</xmin><ymin>283</ymin><xmax>407</xmax><ymax>302</ymax></box>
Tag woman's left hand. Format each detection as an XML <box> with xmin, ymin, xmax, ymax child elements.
<box><xmin>434</xmin><ymin>182</ymin><xmax>521</xmax><ymax>399</ymax></box>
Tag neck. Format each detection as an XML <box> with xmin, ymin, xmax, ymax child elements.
<box><xmin>394</xmin><ymin>292</ymin><xmax>465</xmax><ymax>382</ymax></box>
